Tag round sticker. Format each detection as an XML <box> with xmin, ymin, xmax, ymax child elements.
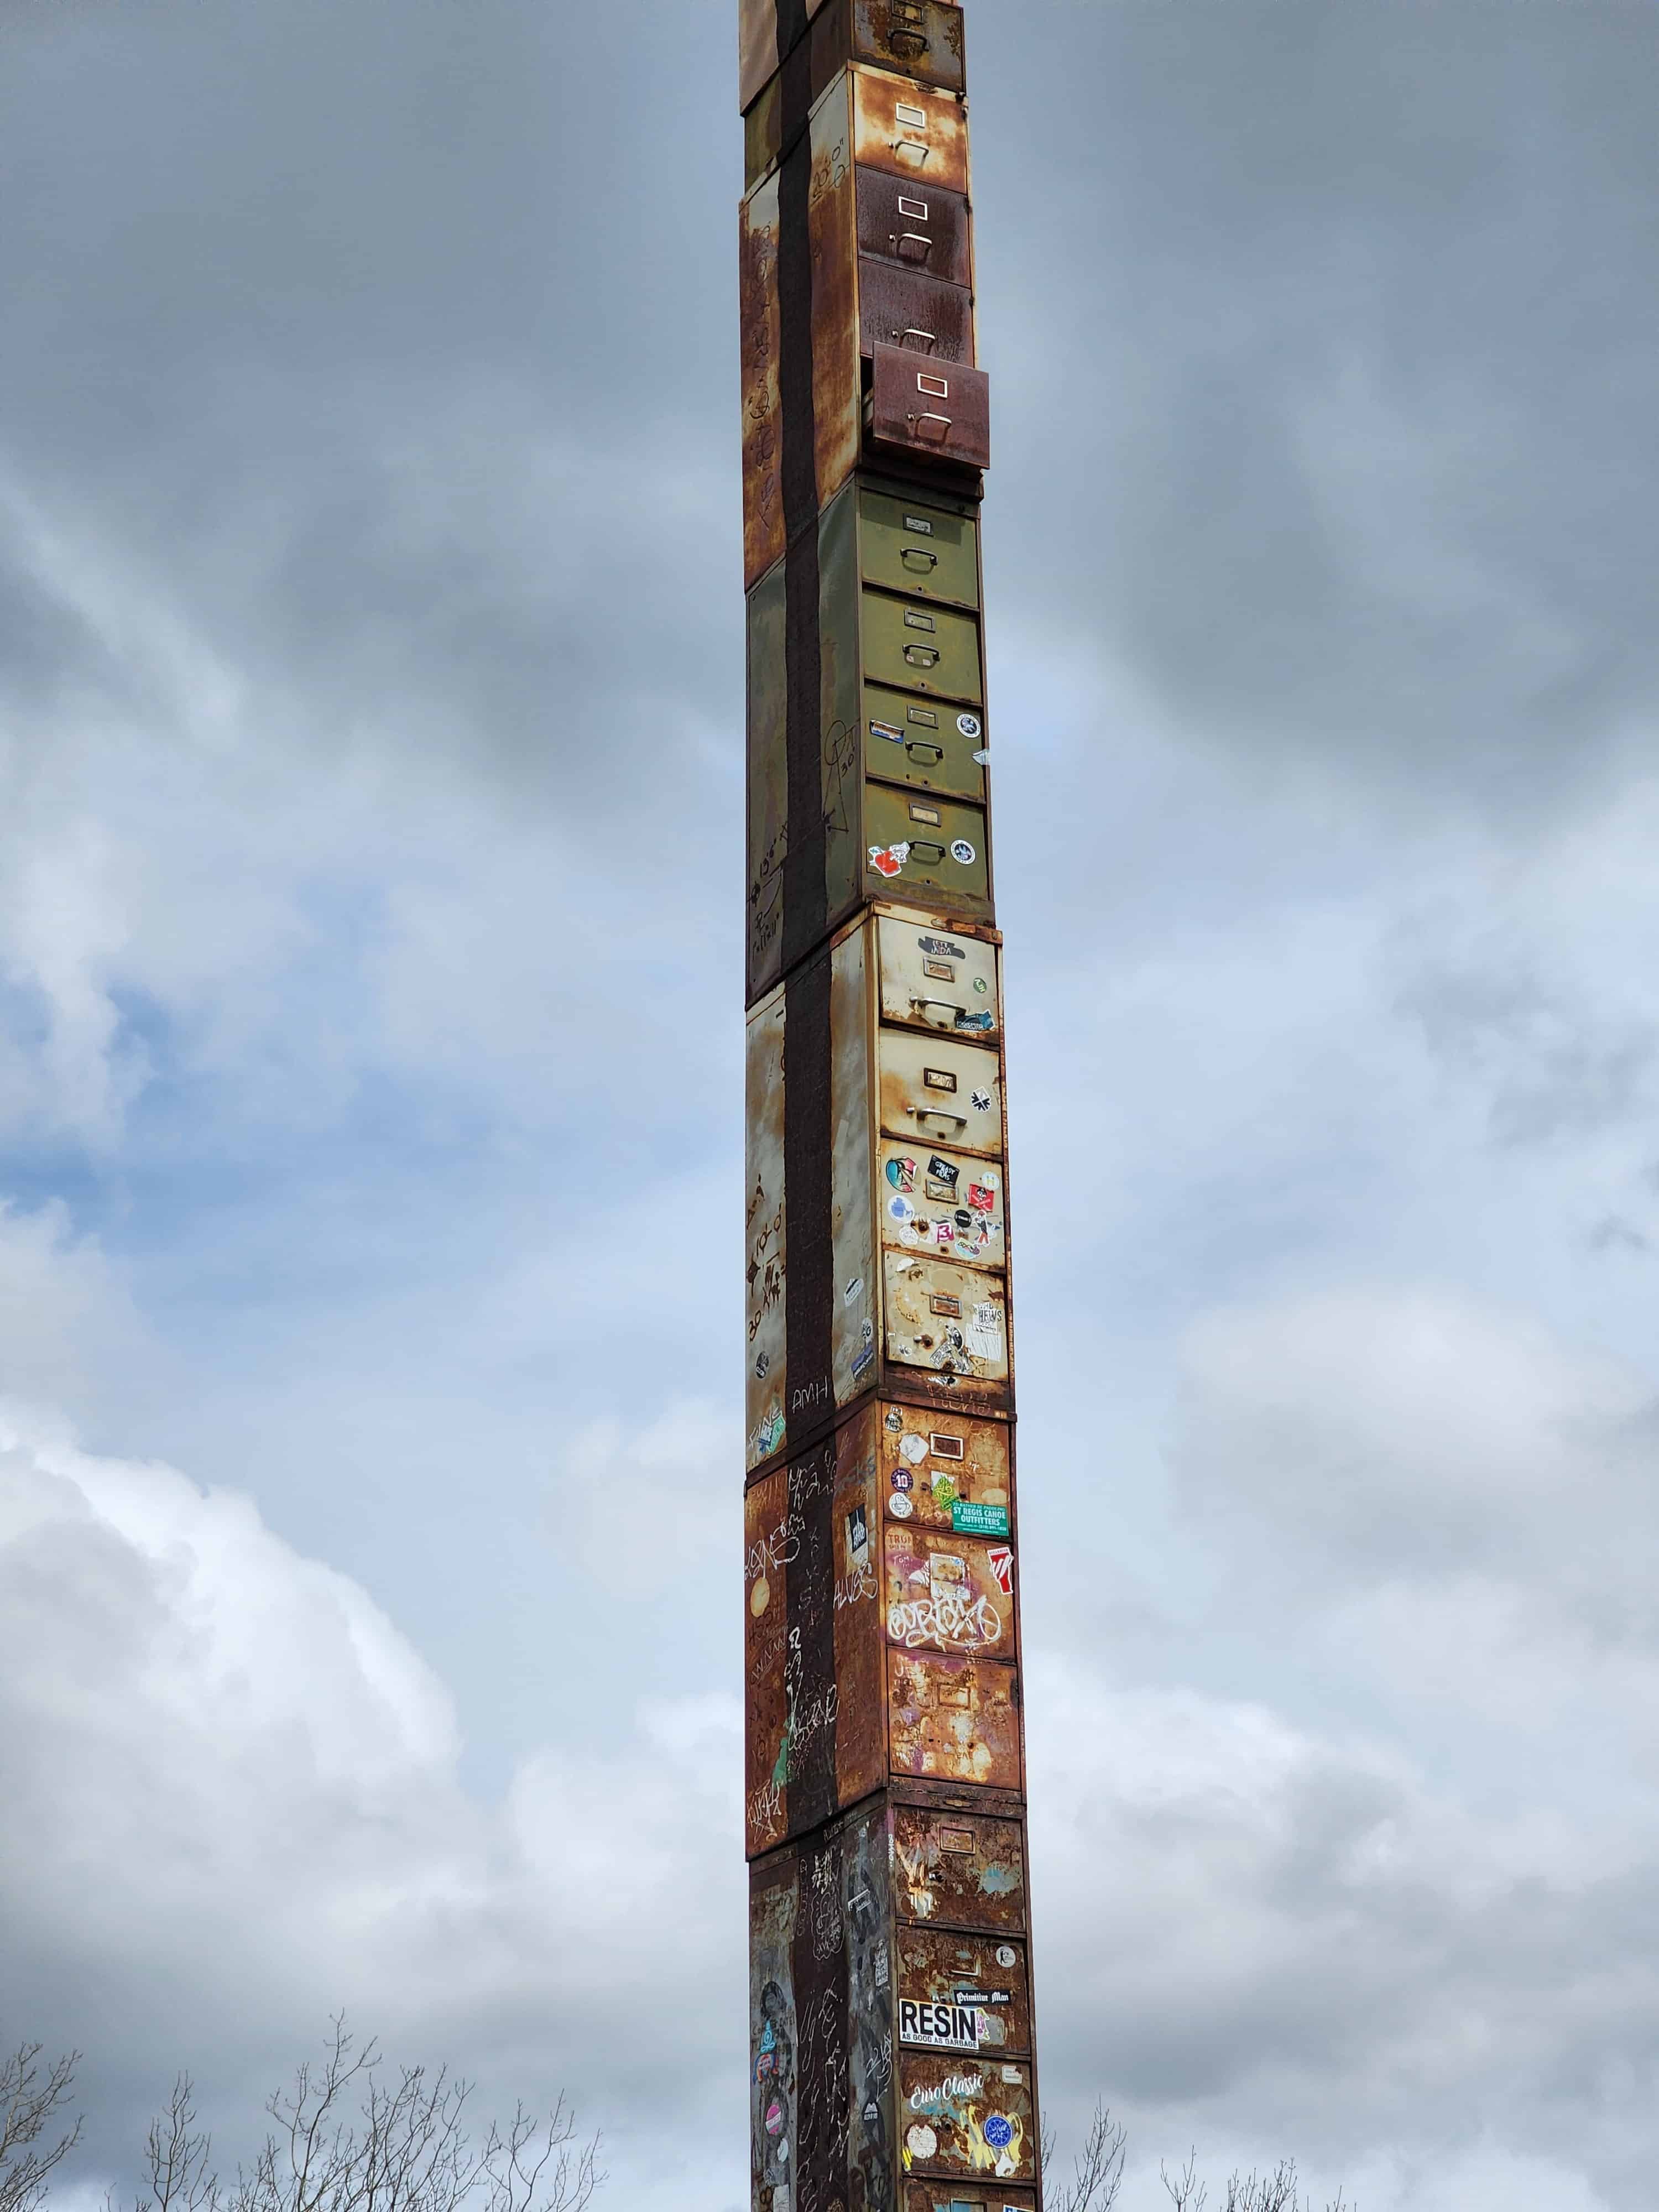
<box><xmin>765</xmin><ymin>2102</ymin><xmax>785</xmax><ymax>2137</ymax></box>
<box><xmin>750</xmin><ymin>1575</ymin><xmax>771</xmax><ymax>1619</ymax></box>
<box><xmin>889</xmin><ymin>1194</ymin><xmax>915</xmax><ymax>1223</ymax></box>
<box><xmin>949</xmin><ymin>838</ymin><xmax>976</xmax><ymax>865</ymax></box>
<box><xmin>899</xmin><ymin>1432</ymin><xmax>928</xmax><ymax>1465</ymax></box>
<box><xmin>862</xmin><ymin>1317</ymin><xmax>875</xmax><ymax>1343</ymax></box>
<box><xmin>995</xmin><ymin>1943</ymin><xmax>1016</xmax><ymax>1968</ymax></box>
<box><xmin>889</xmin><ymin>1491</ymin><xmax>914</xmax><ymax>1520</ymax></box>
<box><xmin>984</xmin><ymin>2116</ymin><xmax>1014</xmax><ymax>2151</ymax></box>
<box><xmin>957</xmin><ymin>712</ymin><xmax>982</xmax><ymax>738</ymax></box>
<box><xmin>973</xmin><ymin>975</ymin><xmax>989</xmax><ymax>993</ymax></box>
<box><xmin>885</xmin><ymin>1408</ymin><xmax>903</xmax><ymax>1431</ymax></box>
<box><xmin>891</xmin><ymin>1467</ymin><xmax>914</xmax><ymax>1491</ymax></box>
<box><xmin>905</xmin><ymin>2125</ymin><xmax>938</xmax><ymax>2162</ymax></box>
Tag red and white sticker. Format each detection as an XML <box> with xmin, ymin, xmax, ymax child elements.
<box><xmin>869</xmin><ymin>842</ymin><xmax>911</xmax><ymax>878</ymax></box>
<box><xmin>987</xmin><ymin>1543</ymin><xmax>1014</xmax><ymax>1596</ymax></box>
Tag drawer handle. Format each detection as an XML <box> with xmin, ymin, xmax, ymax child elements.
<box><xmin>914</xmin><ymin>1107</ymin><xmax>967</xmax><ymax>1132</ymax></box>
<box><xmin>906</xmin><ymin>741</ymin><xmax>943</xmax><ymax>764</ymax></box>
<box><xmin>909</xmin><ymin>840</ymin><xmax>946</xmax><ymax>864</ymax></box>
<box><xmin>904</xmin><ymin>644</ymin><xmax>940</xmax><ymax>668</ymax></box>
<box><xmin>896</xmin><ymin>231</ymin><xmax>934</xmax><ymax>261</ymax></box>
<box><xmin>910</xmin><ymin>411</ymin><xmax>953</xmax><ymax>442</ymax></box>
<box><xmin>911</xmin><ymin>996</ymin><xmax>963</xmax><ymax>1025</ymax></box>
<box><xmin>901</xmin><ymin>547</ymin><xmax>938</xmax><ymax>572</ymax></box>
<box><xmin>899</xmin><ymin>326</ymin><xmax>938</xmax><ymax>352</ymax></box>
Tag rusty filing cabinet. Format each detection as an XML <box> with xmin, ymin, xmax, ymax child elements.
<box><xmin>742</xmin><ymin>0</ymin><xmax>967</xmax><ymax>175</ymax></box>
<box><xmin>744</xmin><ymin>907</ymin><xmax>1011</xmax><ymax>1475</ymax></box>
<box><xmin>740</xmin><ymin>69</ymin><xmax>979</xmax><ymax>588</ymax></box>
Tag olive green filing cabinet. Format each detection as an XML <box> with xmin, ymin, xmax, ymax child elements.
<box><xmin>746</xmin><ymin>475</ymin><xmax>994</xmax><ymax>1000</ymax></box>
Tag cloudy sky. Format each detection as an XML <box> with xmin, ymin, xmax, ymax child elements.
<box><xmin>3</xmin><ymin>1</ymin><xmax>1657</xmax><ymax>2206</ymax></box>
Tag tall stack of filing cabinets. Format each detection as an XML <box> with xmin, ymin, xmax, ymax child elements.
<box><xmin>740</xmin><ymin>6</ymin><xmax>1040</xmax><ymax>2211</ymax></box>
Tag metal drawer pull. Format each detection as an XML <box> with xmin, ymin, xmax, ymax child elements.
<box><xmin>898</xmin><ymin>232</ymin><xmax>934</xmax><ymax>260</ymax></box>
<box><xmin>900</xmin><ymin>326</ymin><xmax>938</xmax><ymax>352</ymax></box>
<box><xmin>912</xmin><ymin>996</ymin><xmax>963</xmax><ymax>1022</ymax></box>
<box><xmin>911</xmin><ymin>411</ymin><xmax>953</xmax><ymax>441</ymax></box>
<box><xmin>901</xmin><ymin>547</ymin><xmax>938</xmax><ymax>571</ymax></box>
<box><xmin>914</xmin><ymin>1108</ymin><xmax>968</xmax><ymax>1131</ymax></box>
<box><xmin>909</xmin><ymin>840</ymin><xmax>946</xmax><ymax>863</ymax></box>
<box><xmin>906</xmin><ymin>742</ymin><xmax>943</xmax><ymax>764</ymax></box>
<box><xmin>904</xmin><ymin>644</ymin><xmax>941</xmax><ymax>667</ymax></box>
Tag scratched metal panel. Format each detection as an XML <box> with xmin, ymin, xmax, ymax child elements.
<box><xmin>858</xmin><ymin>261</ymin><xmax>975</xmax><ymax>364</ymax></box>
<box><xmin>884</xmin><ymin>1524</ymin><xmax>1016</xmax><ymax>1663</ymax></box>
<box><xmin>863</xmin><ymin>785</ymin><xmax>989</xmax><ymax>909</ymax></box>
<box><xmin>844</xmin><ymin>1797</ymin><xmax>898</xmax><ymax>2212</ymax></box>
<box><xmin>809</xmin><ymin>89</ymin><xmax>863</xmax><ymax>534</ymax></box>
<box><xmin>883</xmin><ymin>1253</ymin><xmax>1008</xmax><ymax>1386</ymax></box>
<box><xmin>888</xmin><ymin>1650</ymin><xmax>1022</xmax><ymax>1791</ymax></box>
<box><xmin>747</xmin><ymin>987</ymin><xmax>789</xmax><ymax>1469</ymax></box>
<box><xmin>750</xmin><ymin>1853</ymin><xmax>800</xmax><ymax>2210</ymax></box>
<box><xmin>877</xmin><ymin>1030</ymin><xmax>1003</xmax><ymax>1157</ymax></box>
<box><xmin>739</xmin><ymin>178</ymin><xmax>785</xmax><ymax>591</ymax></box>
<box><xmin>746</xmin><ymin>552</ymin><xmax>788</xmax><ymax>997</ymax></box>
<box><xmin>831</xmin><ymin>1416</ymin><xmax>885</xmax><ymax>1809</ymax></box>
<box><xmin>878</xmin><ymin>1138</ymin><xmax>1005</xmax><ymax>1270</ymax></box>
<box><xmin>870</xmin><ymin>346</ymin><xmax>992</xmax><ymax>472</ymax></box>
<box><xmin>879</xmin><ymin>1406</ymin><xmax>1013</xmax><ymax>1540</ymax></box>
<box><xmin>892</xmin><ymin>1805</ymin><xmax>1028</xmax><ymax>1932</ymax></box>
<box><xmin>745</xmin><ymin>1467</ymin><xmax>792</xmax><ymax>1858</ymax></box>
<box><xmin>863</xmin><ymin>679</ymin><xmax>987</xmax><ymax>802</ymax></box>
<box><xmin>896</xmin><ymin>1926</ymin><xmax>1032</xmax><ymax>2059</ymax></box>
<box><xmin>875</xmin><ymin>912</ymin><xmax>1000</xmax><ymax>1038</ymax></box>
<box><xmin>898</xmin><ymin>2056</ymin><xmax>1036</xmax><ymax>2187</ymax></box>
<box><xmin>745</xmin><ymin>9</ymin><xmax>966</xmax><ymax>184</ymax></box>
<box><xmin>853</xmin><ymin>70</ymin><xmax>969</xmax><ymax>195</ymax></box>
<box><xmin>856</xmin><ymin>171</ymin><xmax>972</xmax><ymax>288</ymax></box>
<box><xmin>829</xmin><ymin>912</ymin><xmax>877</xmax><ymax>1402</ymax></box>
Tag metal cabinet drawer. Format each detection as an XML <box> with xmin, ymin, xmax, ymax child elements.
<box><xmin>864</xmin><ymin>785</ymin><xmax>988</xmax><ymax>905</ymax></box>
<box><xmin>853</xmin><ymin>72</ymin><xmax>968</xmax><ymax>195</ymax></box>
<box><xmin>896</xmin><ymin>1925</ymin><xmax>1032</xmax><ymax>2056</ymax></box>
<box><xmin>876</xmin><ymin>912</ymin><xmax>1000</xmax><ymax>1037</ymax></box>
<box><xmin>870</xmin><ymin>343</ymin><xmax>990</xmax><ymax>470</ymax></box>
<box><xmin>863</xmin><ymin>681</ymin><xmax>985</xmax><ymax>801</ymax></box>
<box><xmin>859</xmin><ymin>487</ymin><xmax>979</xmax><ymax>607</ymax></box>
<box><xmin>740</xmin><ymin>0</ymin><xmax>966</xmax><ymax>128</ymax></box>
<box><xmin>855</xmin><ymin>170</ymin><xmax>972</xmax><ymax>287</ymax></box>
<box><xmin>884</xmin><ymin>1524</ymin><xmax>1017</xmax><ymax>1663</ymax></box>
<box><xmin>893</xmin><ymin>1804</ymin><xmax>1027</xmax><ymax>1929</ymax></box>
<box><xmin>879</xmin><ymin>1137</ymin><xmax>1005</xmax><ymax>1268</ymax></box>
<box><xmin>888</xmin><ymin>1653</ymin><xmax>1023</xmax><ymax>1794</ymax></box>
<box><xmin>878</xmin><ymin>1030</ymin><xmax>1001</xmax><ymax>1154</ymax></box>
<box><xmin>884</xmin><ymin>1253</ymin><xmax>1008</xmax><ymax>1383</ymax></box>
<box><xmin>861</xmin><ymin>587</ymin><xmax>982</xmax><ymax>701</ymax></box>
<box><xmin>880</xmin><ymin>1410</ymin><xmax>1011</xmax><ymax>1538</ymax></box>
<box><xmin>859</xmin><ymin>259</ymin><xmax>974</xmax><ymax>363</ymax></box>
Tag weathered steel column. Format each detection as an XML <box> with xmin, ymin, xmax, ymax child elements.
<box><xmin>739</xmin><ymin>7</ymin><xmax>1041</xmax><ymax>2209</ymax></box>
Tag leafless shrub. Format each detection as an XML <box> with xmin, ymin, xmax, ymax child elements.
<box><xmin>0</xmin><ymin>2047</ymin><xmax>82</xmax><ymax>2212</ymax></box>
<box><xmin>1045</xmin><ymin>2103</ymin><xmax>1128</xmax><ymax>2212</ymax></box>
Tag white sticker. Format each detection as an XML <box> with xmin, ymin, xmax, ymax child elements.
<box><xmin>973</xmin><ymin>748</ymin><xmax>990</xmax><ymax>764</ymax></box>
<box><xmin>956</xmin><ymin>712</ymin><xmax>982</xmax><ymax>738</ymax></box>
<box><xmin>905</xmin><ymin>2125</ymin><xmax>937</xmax><ymax>2162</ymax></box>
<box><xmin>973</xmin><ymin>1302</ymin><xmax>998</xmax><ymax>1330</ymax></box>
<box><xmin>900</xmin><ymin>1433</ymin><xmax>929</xmax><ymax>1465</ymax></box>
<box><xmin>1001</xmin><ymin>2065</ymin><xmax>1022</xmax><ymax>2084</ymax></box>
<box><xmin>949</xmin><ymin>839</ymin><xmax>976</xmax><ymax>865</ymax></box>
<box><xmin>843</xmin><ymin>1276</ymin><xmax>864</xmax><ymax>1306</ymax></box>
<box><xmin>995</xmin><ymin>1944</ymin><xmax>1016</xmax><ymax>1968</ymax></box>
<box><xmin>966</xmin><ymin>1326</ymin><xmax>1003</xmax><ymax>1361</ymax></box>
<box><xmin>869</xmin><ymin>842</ymin><xmax>912</xmax><ymax>878</ymax></box>
<box><xmin>889</xmin><ymin>1492</ymin><xmax>915</xmax><ymax>1520</ymax></box>
<box><xmin>971</xmin><ymin>1090</ymin><xmax>993</xmax><ymax>1113</ymax></box>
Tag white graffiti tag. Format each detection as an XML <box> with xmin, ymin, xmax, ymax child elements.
<box><xmin>886</xmin><ymin>1589</ymin><xmax>1003</xmax><ymax>1652</ymax></box>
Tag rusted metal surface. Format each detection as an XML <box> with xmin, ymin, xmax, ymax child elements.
<box><xmin>884</xmin><ymin>1524</ymin><xmax>1016</xmax><ymax>1660</ymax></box>
<box><xmin>892</xmin><ymin>1804</ymin><xmax>1027</xmax><ymax>1931</ymax></box>
<box><xmin>906</xmin><ymin>2189</ymin><xmax>1039</xmax><ymax>2212</ymax></box>
<box><xmin>878</xmin><ymin>1030</ymin><xmax>1003</xmax><ymax>1157</ymax></box>
<box><xmin>744</xmin><ymin>1421</ymin><xmax>884</xmax><ymax>1855</ymax></box>
<box><xmin>878</xmin><ymin>1136</ymin><xmax>1006</xmax><ymax>1270</ymax></box>
<box><xmin>898</xmin><ymin>2054</ymin><xmax>1036</xmax><ymax>2184</ymax></box>
<box><xmin>808</xmin><ymin>90</ymin><xmax>862</xmax><ymax>529</ymax></box>
<box><xmin>859</xmin><ymin>586</ymin><xmax>983</xmax><ymax>700</ymax></box>
<box><xmin>750</xmin><ymin>1849</ymin><xmax>799</xmax><ymax>2208</ymax></box>
<box><xmin>883</xmin><ymin>1252</ymin><xmax>1009</xmax><ymax>1389</ymax></box>
<box><xmin>740</xmin><ymin>180</ymin><xmax>786</xmax><ymax>590</ymax></box>
<box><xmin>859</xmin><ymin>260</ymin><xmax>975</xmax><ymax>364</ymax></box>
<box><xmin>879</xmin><ymin>1406</ymin><xmax>1013</xmax><ymax>1539</ymax></box>
<box><xmin>744</xmin><ymin>9</ymin><xmax>967</xmax><ymax>173</ymax></box>
<box><xmin>745</xmin><ymin>555</ymin><xmax>789</xmax><ymax>995</ymax></box>
<box><xmin>888</xmin><ymin>1650</ymin><xmax>1022</xmax><ymax>1789</ymax></box>
<box><xmin>747</xmin><ymin>985</ymin><xmax>789</xmax><ymax>1469</ymax></box>
<box><xmin>844</xmin><ymin>1799</ymin><xmax>899</xmax><ymax>2212</ymax></box>
<box><xmin>853</xmin><ymin>71</ymin><xmax>969</xmax><ymax>194</ymax></box>
<box><xmin>870</xmin><ymin>344</ymin><xmax>992</xmax><ymax>471</ymax></box>
<box><xmin>875</xmin><ymin>912</ymin><xmax>1000</xmax><ymax>1037</ymax></box>
<box><xmin>857</xmin><ymin>170</ymin><xmax>972</xmax><ymax>287</ymax></box>
<box><xmin>896</xmin><ymin>1925</ymin><xmax>1032</xmax><ymax>2057</ymax></box>
<box><xmin>830</xmin><ymin>913</ymin><xmax>878</xmax><ymax>1403</ymax></box>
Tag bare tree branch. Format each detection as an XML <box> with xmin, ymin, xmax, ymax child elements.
<box><xmin>1046</xmin><ymin>2103</ymin><xmax>1127</xmax><ymax>2212</ymax></box>
<box><xmin>0</xmin><ymin>2046</ymin><xmax>82</xmax><ymax>2212</ymax></box>
<box><xmin>1162</xmin><ymin>2149</ymin><xmax>1208</xmax><ymax>2212</ymax></box>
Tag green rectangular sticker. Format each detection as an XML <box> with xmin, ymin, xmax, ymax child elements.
<box><xmin>952</xmin><ymin>1501</ymin><xmax>1009</xmax><ymax>1537</ymax></box>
